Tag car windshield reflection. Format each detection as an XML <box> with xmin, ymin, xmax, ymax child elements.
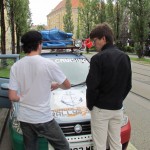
<box><xmin>51</xmin><ymin>58</ymin><xmax>89</xmax><ymax>85</ymax></box>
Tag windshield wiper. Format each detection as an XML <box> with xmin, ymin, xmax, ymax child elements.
<box><xmin>71</xmin><ymin>81</ymin><xmax>86</xmax><ymax>87</ymax></box>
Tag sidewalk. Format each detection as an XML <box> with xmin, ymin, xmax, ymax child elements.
<box><xmin>128</xmin><ymin>143</ymin><xmax>137</xmax><ymax>150</ymax></box>
<box><xmin>128</xmin><ymin>53</ymin><xmax>150</xmax><ymax>59</ymax></box>
<box><xmin>0</xmin><ymin>108</ymin><xmax>9</xmax><ymax>142</ymax></box>
<box><xmin>83</xmin><ymin>52</ymin><xmax>150</xmax><ymax>66</ymax></box>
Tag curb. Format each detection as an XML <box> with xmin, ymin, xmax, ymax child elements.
<box><xmin>127</xmin><ymin>143</ymin><xmax>137</xmax><ymax>150</ymax></box>
<box><xmin>131</xmin><ymin>60</ymin><xmax>150</xmax><ymax>66</ymax></box>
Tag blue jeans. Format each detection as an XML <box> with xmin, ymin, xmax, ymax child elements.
<box><xmin>20</xmin><ymin>119</ymin><xmax>70</xmax><ymax>150</ymax></box>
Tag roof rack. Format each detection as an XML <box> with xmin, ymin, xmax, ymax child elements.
<box><xmin>41</xmin><ymin>45</ymin><xmax>82</xmax><ymax>56</ymax></box>
<box><xmin>41</xmin><ymin>39</ymin><xmax>82</xmax><ymax>54</ymax></box>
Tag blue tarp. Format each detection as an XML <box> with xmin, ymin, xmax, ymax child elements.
<box><xmin>40</xmin><ymin>28</ymin><xmax>73</xmax><ymax>48</ymax></box>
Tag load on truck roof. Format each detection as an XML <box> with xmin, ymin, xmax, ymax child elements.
<box><xmin>40</xmin><ymin>28</ymin><xmax>73</xmax><ymax>49</ymax></box>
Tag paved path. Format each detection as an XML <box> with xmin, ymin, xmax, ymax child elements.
<box><xmin>131</xmin><ymin>80</ymin><xmax>150</xmax><ymax>100</ymax></box>
<box><xmin>128</xmin><ymin>143</ymin><xmax>137</xmax><ymax>150</ymax></box>
<box><xmin>0</xmin><ymin>108</ymin><xmax>9</xmax><ymax>142</ymax></box>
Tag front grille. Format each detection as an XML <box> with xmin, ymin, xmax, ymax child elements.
<box><xmin>59</xmin><ymin>121</ymin><xmax>91</xmax><ymax>136</ymax></box>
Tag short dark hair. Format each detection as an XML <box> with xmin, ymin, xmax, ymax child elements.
<box><xmin>21</xmin><ymin>30</ymin><xmax>42</xmax><ymax>53</ymax></box>
<box><xmin>90</xmin><ymin>22</ymin><xmax>114</xmax><ymax>44</ymax></box>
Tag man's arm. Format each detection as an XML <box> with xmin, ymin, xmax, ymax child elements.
<box><xmin>9</xmin><ymin>89</ymin><xmax>20</xmax><ymax>102</ymax></box>
<box><xmin>9</xmin><ymin>66</ymin><xmax>20</xmax><ymax>102</ymax></box>
<box><xmin>123</xmin><ymin>55</ymin><xmax>132</xmax><ymax>99</ymax></box>
<box><xmin>59</xmin><ymin>79</ymin><xmax>71</xmax><ymax>89</ymax></box>
<box><xmin>86</xmin><ymin>56</ymin><xmax>102</xmax><ymax>110</ymax></box>
<box><xmin>51</xmin><ymin>79</ymin><xmax>71</xmax><ymax>91</ymax></box>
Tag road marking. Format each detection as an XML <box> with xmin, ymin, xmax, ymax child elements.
<box><xmin>127</xmin><ymin>142</ymin><xmax>137</xmax><ymax>150</ymax></box>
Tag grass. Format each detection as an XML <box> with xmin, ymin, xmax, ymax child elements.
<box><xmin>0</xmin><ymin>53</ymin><xmax>25</xmax><ymax>78</ymax></box>
<box><xmin>0</xmin><ymin>59</ymin><xmax>15</xmax><ymax>78</ymax></box>
<box><xmin>0</xmin><ymin>68</ymin><xmax>10</xmax><ymax>78</ymax></box>
<box><xmin>130</xmin><ymin>57</ymin><xmax>150</xmax><ymax>64</ymax></box>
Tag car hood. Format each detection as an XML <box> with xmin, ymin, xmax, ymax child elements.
<box><xmin>50</xmin><ymin>86</ymin><xmax>91</xmax><ymax>123</ymax></box>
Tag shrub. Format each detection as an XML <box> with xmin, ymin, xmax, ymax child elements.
<box><xmin>124</xmin><ymin>46</ymin><xmax>134</xmax><ymax>53</ymax></box>
<box><xmin>134</xmin><ymin>42</ymin><xmax>143</xmax><ymax>58</ymax></box>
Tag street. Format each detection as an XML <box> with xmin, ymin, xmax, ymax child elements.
<box><xmin>85</xmin><ymin>52</ymin><xmax>150</xmax><ymax>150</ymax></box>
<box><xmin>124</xmin><ymin>92</ymin><xmax>150</xmax><ymax>150</ymax></box>
<box><xmin>124</xmin><ymin>61</ymin><xmax>150</xmax><ymax>150</ymax></box>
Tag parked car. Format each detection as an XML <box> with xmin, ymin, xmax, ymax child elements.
<box><xmin>0</xmin><ymin>39</ymin><xmax>131</xmax><ymax>150</ymax></box>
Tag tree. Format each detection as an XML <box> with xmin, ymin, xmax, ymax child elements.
<box><xmin>76</xmin><ymin>15</ymin><xmax>80</xmax><ymax>38</ymax></box>
<box><xmin>63</xmin><ymin>0</ymin><xmax>74</xmax><ymax>33</ymax></box>
<box><xmin>117</xmin><ymin>0</ymin><xmax>130</xmax><ymax>46</ymax></box>
<box><xmin>6</xmin><ymin>0</ymin><xmax>31</xmax><ymax>54</ymax></box>
<box><xmin>119</xmin><ymin>8</ymin><xmax>130</xmax><ymax>46</ymax></box>
<box><xmin>0</xmin><ymin>0</ymin><xmax>6</xmax><ymax>54</ymax></box>
<box><xmin>36</xmin><ymin>25</ymin><xmax>46</xmax><ymax>31</ymax></box>
<box><xmin>6</xmin><ymin>0</ymin><xmax>15</xmax><ymax>54</ymax></box>
<box><xmin>126</xmin><ymin>0</ymin><xmax>150</xmax><ymax>58</ymax></box>
<box><xmin>93</xmin><ymin>0</ymin><xmax>106</xmax><ymax>24</ymax></box>
<box><xmin>115</xmin><ymin>0</ymin><xmax>120</xmax><ymax>41</ymax></box>
<box><xmin>100</xmin><ymin>0</ymin><xmax>106</xmax><ymax>23</ymax></box>
<box><xmin>78</xmin><ymin>0</ymin><xmax>100</xmax><ymax>39</ymax></box>
<box><xmin>105</xmin><ymin>0</ymin><xmax>126</xmax><ymax>44</ymax></box>
<box><xmin>114</xmin><ymin>0</ymin><xmax>125</xmax><ymax>43</ymax></box>
<box><xmin>78</xmin><ymin>0</ymin><xmax>91</xmax><ymax>38</ymax></box>
<box><xmin>105</xmin><ymin>0</ymin><xmax>115</xmax><ymax>27</ymax></box>
<box><xmin>14</xmin><ymin>0</ymin><xmax>31</xmax><ymax>54</ymax></box>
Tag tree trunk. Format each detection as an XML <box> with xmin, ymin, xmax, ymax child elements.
<box><xmin>138</xmin><ymin>0</ymin><xmax>144</xmax><ymax>58</ymax></box>
<box><xmin>16</xmin><ymin>30</ymin><xmax>21</xmax><ymax>54</ymax></box>
<box><xmin>116</xmin><ymin>0</ymin><xmax>119</xmax><ymax>42</ymax></box>
<box><xmin>1</xmin><ymin>0</ymin><xmax>6</xmax><ymax>54</ymax></box>
<box><xmin>10</xmin><ymin>2</ymin><xmax>15</xmax><ymax>54</ymax></box>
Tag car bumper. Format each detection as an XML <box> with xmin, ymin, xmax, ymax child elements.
<box><xmin>121</xmin><ymin>120</ymin><xmax>131</xmax><ymax>150</ymax></box>
<box><xmin>9</xmin><ymin>120</ymin><xmax>131</xmax><ymax>150</ymax></box>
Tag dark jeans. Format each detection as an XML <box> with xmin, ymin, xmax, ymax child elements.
<box><xmin>20</xmin><ymin>119</ymin><xmax>70</xmax><ymax>150</ymax></box>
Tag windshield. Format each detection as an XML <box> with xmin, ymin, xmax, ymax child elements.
<box><xmin>51</xmin><ymin>58</ymin><xmax>89</xmax><ymax>85</ymax></box>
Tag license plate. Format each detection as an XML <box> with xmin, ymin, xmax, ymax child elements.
<box><xmin>48</xmin><ymin>142</ymin><xmax>93</xmax><ymax>150</ymax></box>
<box><xmin>70</xmin><ymin>142</ymin><xmax>93</xmax><ymax>150</ymax></box>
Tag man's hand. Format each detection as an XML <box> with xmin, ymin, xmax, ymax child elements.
<box><xmin>8</xmin><ymin>90</ymin><xmax>20</xmax><ymax>102</ymax></box>
<box><xmin>51</xmin><ymin>83</ymin><xmax>59</xmax><ymax>91</ymax></box>
<box><xmin>51</xmin><ymin>79</ymin><xmax>71</xmax><ymax>91</ymax></box>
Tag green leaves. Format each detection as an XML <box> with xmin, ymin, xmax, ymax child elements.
<box><xmin>78</xmin><ymin>0</ymin><xmax>103</xmax><ymax>38</ymax></box>
<box><xmin>63</xmin><ymin>0</ymin><xmax>74</xmax><ymax>33</ymax></box>
<box><xmin>125</xmin><ymin>0</ymin><xmax>150</xmax><ymax>57</ymax></box>
<box><xmin>6</xmin><ymin>0</ymin><xmax>31</xmax><ymax>54</ymax></box>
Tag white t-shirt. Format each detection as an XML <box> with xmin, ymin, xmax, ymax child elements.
<box><xmin>9</xmin><ymin>55</ymin><xmax>66</xmax><ymax>123</ymax></box>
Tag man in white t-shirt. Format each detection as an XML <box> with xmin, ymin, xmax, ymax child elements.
<box><xmin>8</xmin><ymin>30</ymin><xmax>71</xmax><ymax>150</ymax></box>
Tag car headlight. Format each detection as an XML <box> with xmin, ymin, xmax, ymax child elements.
<box><xmin>75</xmin><ymin>40</ymin><xmax>82</xmax><ymax>48</ymax></box>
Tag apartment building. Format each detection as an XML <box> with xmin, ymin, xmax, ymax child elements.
<box><xmin>47</xmin><ymin>0</ymin><xmax>79</xmax><ymax>34</ymax></box>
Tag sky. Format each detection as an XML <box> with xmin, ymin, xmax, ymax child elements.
<box><xmin>29</xmin><ymin>0</ymin><xmax>62</xmax><ymax>25</ymax></box>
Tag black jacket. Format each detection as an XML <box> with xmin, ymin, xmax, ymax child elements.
<box><xmin>86</xmin><ymin>44</ymin><xmax>132</xmax><ymax>110</ymax></box>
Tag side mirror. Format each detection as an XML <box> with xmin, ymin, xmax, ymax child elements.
<box><xmin>1</xmin><ymin>83</ymin><xmax>9</xmax><ymax>90</ymax></box>
<box><xmin>0</xmin><ymin>83</ymin><xmax>11</xmax><ymax>108</ymax></box>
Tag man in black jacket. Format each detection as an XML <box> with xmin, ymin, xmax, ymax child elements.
<box><xmin>86</xmin><ymin>23</ymin><xmax>132</xmax><ymax>150</ymax></box>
